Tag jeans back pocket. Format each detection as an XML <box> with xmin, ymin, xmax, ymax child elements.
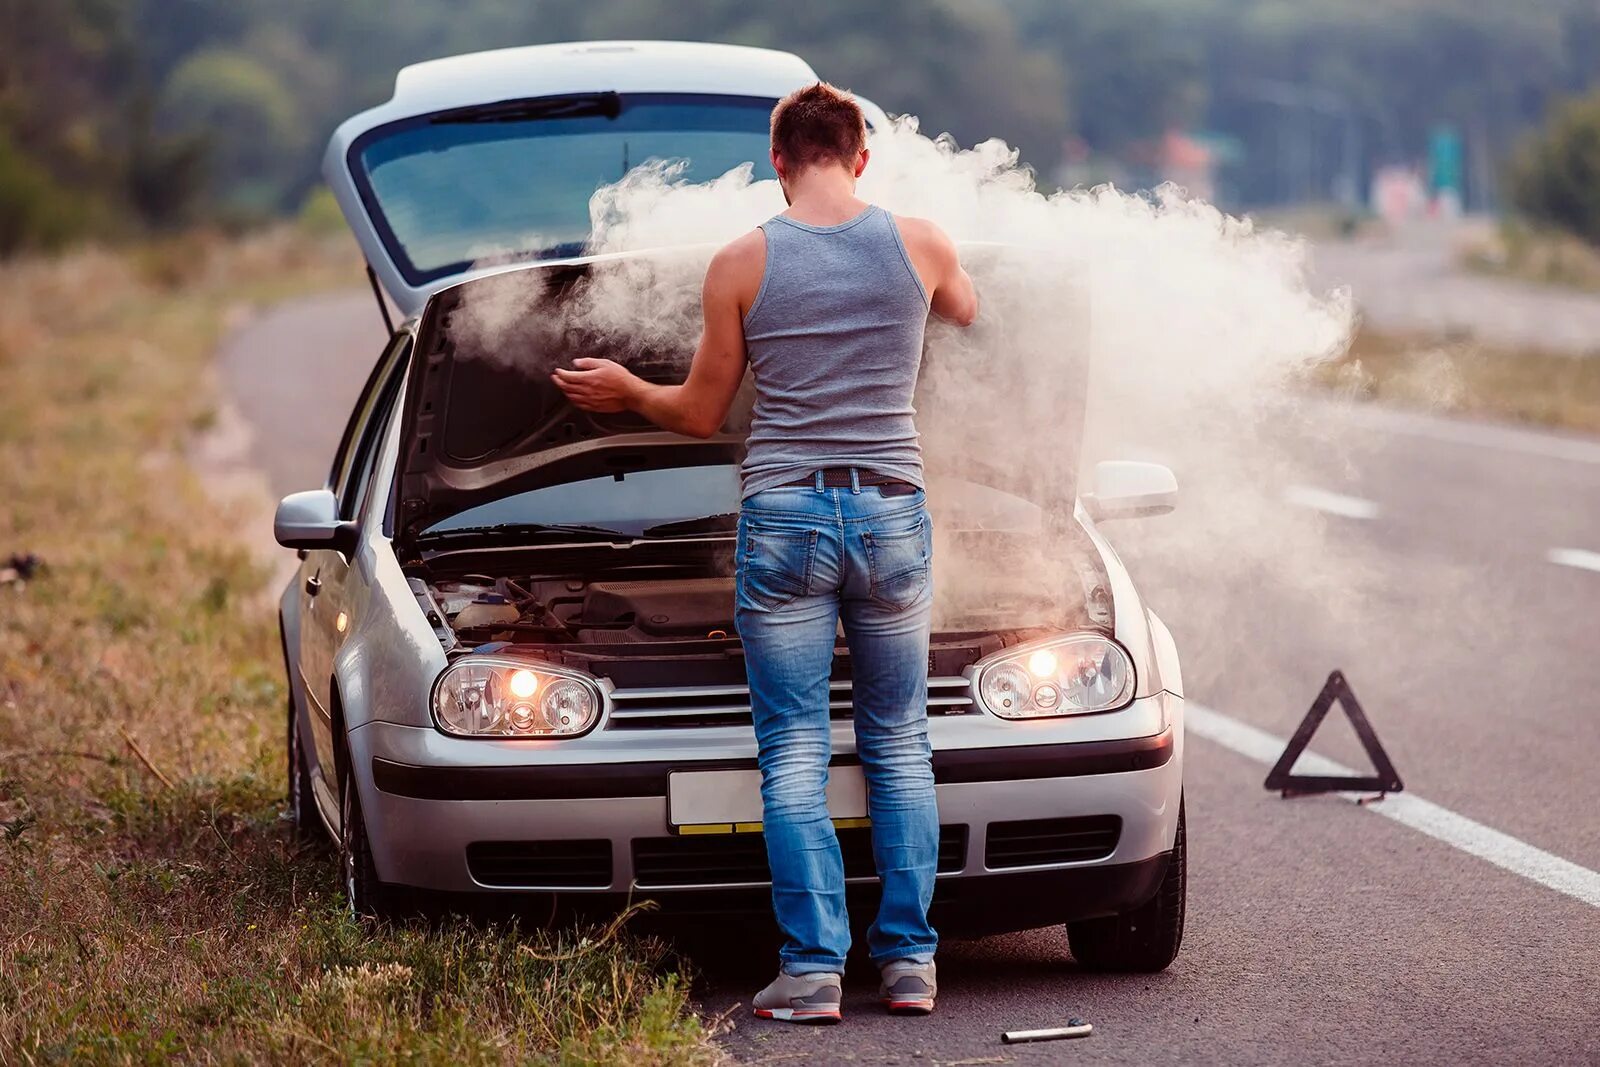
<box><xmin>863</xmin><ymin>515</ymin><xmax>931</xmax><ymax>611</ymax></box>
<box><xmin>739</xmin><ymin>523</ymin><xmax>819</xmax><ymax>611</ymax></box>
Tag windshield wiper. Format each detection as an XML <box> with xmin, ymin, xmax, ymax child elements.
<box><xmin>642</xmin><ymin>513</ymin><xmax>739</xmax><ymax>537</ymax></box>
<box><xmin>417</xmin><ymin>521</ymin><xmax>633</xmax><ymax>545</ymax></box>
<box><xmin>430</xmin><ymin>92</ymin><xmax>622</xmax><ymax>125</ymax></box>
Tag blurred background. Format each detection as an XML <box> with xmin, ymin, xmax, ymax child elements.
<box><xmin>7</xmin><ymin>0</ymin><xmax>1600</xmax><ymax>248</ymax></box>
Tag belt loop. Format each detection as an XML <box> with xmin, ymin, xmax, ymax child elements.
<box><xmin>849</xmin><ymin>467</ymin><xmax>861</xmax><ymax>494</ymax></box>
<box><xmin>813</xmin><ymin>469</ymin><xmax>825</xmax><ymax>493</ymax></box>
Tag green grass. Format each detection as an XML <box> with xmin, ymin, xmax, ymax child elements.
<box><xmin>0</xmin><ymin>231</ymin><xmax>724</xmax><ymax>1064</ymax></box>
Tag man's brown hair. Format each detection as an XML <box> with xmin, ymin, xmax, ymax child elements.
<box><xmin>770</xmin><ymin>82</ymin><xmax>867</xmax><ymax>171</ymax></box>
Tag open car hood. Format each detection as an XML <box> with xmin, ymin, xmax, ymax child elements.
<box><xmin>394</xmin><ymin>244</ymin><xmax>1089</xmax><ymax>549</ymax></box>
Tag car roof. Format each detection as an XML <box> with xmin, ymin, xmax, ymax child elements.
<box><xmin>329</xmin><ymin>41</ymin><xmax>817</xmax><ymax>158</ymax></box>
<box><xmin>323</xmin><ymin>41</ymin><xmax>824</xmax><ymax>317</ymax></box>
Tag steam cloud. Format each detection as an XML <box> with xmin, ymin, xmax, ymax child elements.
<box><xmin>456</xmin><ymin>118</ymin><xmax>1365</xmax><ymax>654</ymax></box>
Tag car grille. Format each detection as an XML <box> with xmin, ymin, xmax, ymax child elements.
<box><xmin>466</xmin><ymin>839</ymin><xmax>613</xmax><ymax>888</ymax></box>
<box><xmin>606</xmin><ymin>677</ymin><xmax>975</xmax><ymax>729</ymax></box>
<box><xmin>984</xmin><ymin>815</ymin><xmax>1121</xmax><ymax>869</ymax></box>
<box><xmin>632</xmin><ymin>825</ymin><xmax>969</xmax><ymax>889</ymax></box>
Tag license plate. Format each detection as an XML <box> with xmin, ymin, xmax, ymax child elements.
<box><xmin>668</xmin><ymin>767</ymin><xmax>868</xmax><ymax>834</ymax></box>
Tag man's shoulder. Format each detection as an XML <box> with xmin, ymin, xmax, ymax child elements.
<box><xmin>889</xmin><ymin>214</ymin><xmax>955</xmax><ymax>255</ymax></box>
<box><xmin>713</xmin><ymin>228</ymin><xmax>767</xmax><ymax>270</ymax></box>
<box><xmin>705</xmin><ymin>228</ymin><xmax>767</xmax><ymax>311</ymax></box>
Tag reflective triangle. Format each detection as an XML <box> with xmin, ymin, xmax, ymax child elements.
<box><xmin>1263</xmin><ymin>670</ymin><xmax>1404</xmax><ymax>796</ymax></box>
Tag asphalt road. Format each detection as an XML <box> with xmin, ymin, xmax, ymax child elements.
<box><xmin>1310</xmin><ymin>219</ymin><xmax>1600</xmax><ymax>354</ymax></box>
<box><xmin>221</xmin><ymin>275</ymin><xmax>1600</xmax><ymax>1065</ymax></box>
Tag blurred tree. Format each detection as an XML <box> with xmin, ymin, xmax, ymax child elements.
<box><xmin>159</xmin><ymin>48</ymin><xmax>303</xmax><ymax>215</ymax></box>
<box><xmin>1011</xmin><ymin>0</ymin><xmax>1210</xmax><ymax>151</ymax></box>
<box><xmin>0</xmin><ymin>0</ymin><xmax>209</xmax><ymax>251</ymax></box>
<box><xmin>8</xmin><ymin>0</ymin><xmax>1600</xmax><ymax>253</ymax></box>
<box><xmin>0</xmin><ymin>128</ymin><xmax>90</xmax><ymax>250</ymax></box>
<box><xmin>1510</xmin><ymin>90</ymin><xmax>1600</xmax><ymax>246</ymax></box>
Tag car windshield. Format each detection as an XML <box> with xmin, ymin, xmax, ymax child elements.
<box><xmin>353</xmin><ymin>93</ymin><xmax>777</xmax><ymax>285</ymax></box>
<box><xmin>421</xmin><ymin>466</ymin><xmax>1044</xmax><ymax>540</ymax></box>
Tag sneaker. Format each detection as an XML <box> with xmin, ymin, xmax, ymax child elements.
<box><xmin>878</xmin><ymin>958</ymin><xmax>936</xmax><ymax>1015</ymax></box>
<box><xmin>752</xmin><ymin>971</ymin><xmax>843</xmax><ymax>1024</ymax></box>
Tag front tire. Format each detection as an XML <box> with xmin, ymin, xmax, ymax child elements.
<box><xmin>339</xmin><ymin>759</ymin><xmax>404</xmax><ymax>921</ymax></box>
<box><xmin>1067</xmin><ymin>798</ymin><xmax>1186</xmax><ymax>972</ymax></box>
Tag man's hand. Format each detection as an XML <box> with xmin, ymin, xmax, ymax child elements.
<box><xmin>552</xmin><ymin>357</ymin><xmax>641</xmax><ymax>413</ymax></box>
<box><xmin>547</xmin><ymin>234</ymin><xmax>760</xmax><ymax>438</ymax></box>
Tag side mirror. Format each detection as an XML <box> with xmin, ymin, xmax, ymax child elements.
<box><xmin>274</xmin><ymin>489</ymin><xmax>358</xmax><ymax>552</ymax></box>
<box><xmin>1083</xmin><ymin>461</ymin><xmax>1178</xmax><ymax>522</ymax></box>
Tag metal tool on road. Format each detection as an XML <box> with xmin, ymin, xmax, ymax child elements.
<box><xmin>1264</xmin><ymin>670</ymin><xmax>1403</xmax><ymax>799</ymax></box>
<box><xmin>1001</xmin><ymin>1019</ymin><xmax>1093</xmax><ymax>1043</ymax></box>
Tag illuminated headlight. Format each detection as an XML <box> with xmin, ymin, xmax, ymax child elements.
<box><xmin>432</xmin><ymin>656</ymin><xmax>601</xmax><ymax>738</ymax></box>
<box><xmin>975</xmin><ymin>635</ymin><xmax>1134</xmax><ymax>719</ymax></box>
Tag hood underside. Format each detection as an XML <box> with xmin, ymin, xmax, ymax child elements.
<box><xmin>397</xmin><ymin>254</ymin><xmax>752</xmax><ymax>545</ymax></box>
<box><xmin>397</xmin><ymin>243</ymin><xmax>1090</xmax><ymax>547</ymax></box>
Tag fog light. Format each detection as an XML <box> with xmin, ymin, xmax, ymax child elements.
<box><xmin>1034</xmin><ymin>683</ymin><xmax>1061</xmax><ymax>709</ymax></box>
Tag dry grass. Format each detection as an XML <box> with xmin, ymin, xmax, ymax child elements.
<box><xmin>1461</xmin><ymin>222</ymin><xmax>1600</xmax><ymax>294</ymax></box>
<box><xmin>1309</xmin><ymin>326</ymin><xmax>1600</xmax><ymax>435</ymax></box>
<box><xmin>0</xmin><ymin>230</ymin><xmax>723</xmax><ymax>1065</ymax></box>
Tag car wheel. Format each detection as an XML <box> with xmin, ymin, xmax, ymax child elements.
<box><xmin>286</xmin><ymin>695</ymin><xmax>322</xmax><ymax>841</ymax></box>
<box><xmin>1067</xmin><ymin>797</ymin><xmax>1186</xmax><ymax>973</ymax></box>
<box><xmin>339</xmin><ymin>759</ymin><xmax>404</xmax><ymax>922</ymax></box>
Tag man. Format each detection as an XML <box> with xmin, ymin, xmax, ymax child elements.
<box><xmin>553</xmin><ymin>82</ymin><xmax>977</xmax><ymax>1024</ymax></box>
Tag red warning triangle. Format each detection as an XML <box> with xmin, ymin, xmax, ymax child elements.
<box><xmin>1264</xmin><ymin>671</ymin><xmax>1403</xmax><ymax>796</ymax></box>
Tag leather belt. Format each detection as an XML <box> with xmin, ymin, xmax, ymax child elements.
<box><xmin>782</xmin><ymin>467</ymin><xmax>918</xmax><ymax>490</ymax></box>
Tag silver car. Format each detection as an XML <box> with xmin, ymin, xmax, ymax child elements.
<box><xmin>276</xmin><ymin>41</ymin><xmax>1187</xmax><ymax>972</ymax></box>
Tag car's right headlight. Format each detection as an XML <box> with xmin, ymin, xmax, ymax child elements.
<box><xmin>431</xmin><ymin>655</ymin><xmax>602</xmax><ymax>738</ymax></box>
<box><xmin>974</xmin><ymin>634</ymin><xmax>1135</xmax><ymax>719</ymax></box>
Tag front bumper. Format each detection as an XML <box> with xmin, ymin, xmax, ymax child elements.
<box><xmin>350</xmin><ymin>692</ymin><xmax>1183</xmax><ymax>924</ymax></box>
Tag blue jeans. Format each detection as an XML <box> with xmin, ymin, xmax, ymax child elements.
<box><xmin>735</xmin><ymin>473</ymin><xmax>939</xmax><ymax>974</ymax></box>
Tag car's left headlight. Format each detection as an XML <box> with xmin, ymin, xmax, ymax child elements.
<box><xmin>974</xmin><ymin>634</ymin><xmax>1135</xmax><ymax>719</ymax></box>
<box><xmin>432</xmin><ymin>655</ymin><xmax>602</xmax><ymax>738</ymax></box>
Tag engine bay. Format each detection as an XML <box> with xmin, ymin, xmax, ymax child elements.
<box><xmin>413</xmin><ymin>524</ymin><xmax>1114</xmax><ymax>660</ymax></box>
<box><xmin>429</xmin><ymin>572</ymin><xmax>741</xmax><ymax>647</ymax></box>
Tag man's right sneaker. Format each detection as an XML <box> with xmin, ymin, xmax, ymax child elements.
<box><xmin>751</xmin><ymin>971</ymin><xmax>843</xmax><ymax>1024</ymax></box>
<box><xmin>878</xmin><ymin>958</ymin><xmax>936</xmax><ymax>1015</ymax></box>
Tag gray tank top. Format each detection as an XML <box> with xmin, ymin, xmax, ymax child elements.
<box><xmin>739</xmin><ymin>205</ymin><xmax>930</xmax><ymax>498</ymax></box>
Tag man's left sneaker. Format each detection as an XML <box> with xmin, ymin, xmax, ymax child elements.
<box><xmin>752</xmin><ymin>971</ymin><xmax>843</xmax><ymax>1024</ymax></box>
<box><xmin>878</xmin><ymin>958</ymin><xmax>936</xmax><ymax>1015</ymax></box>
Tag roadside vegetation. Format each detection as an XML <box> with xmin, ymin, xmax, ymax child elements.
<box><xmin>1508</xmin><ymin>88</ymin><xmax>1600</xmax><ymax>250</ymax></box>
<box><xmin>1461</xmin><ymin>222</ymin><xmax>1600</xmax><ymax>294</ymax></box>
<box><xmin>0</xmin><ymin>231</ymin><xmax>722</xmax><ymax>1064</ymax></box>
<box><xmin>1310</xmin><ymin>326</ymin><xmax>1600</xmax><ymax>434</ymax></box>
<box><xmin>1457</xmin><ymin>86</ymin><xmax>1600</xmax><ymax>293</ymax></box>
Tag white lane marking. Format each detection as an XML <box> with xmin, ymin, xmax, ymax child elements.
<box><xmin>1328</xmin><ymin>401</ymin><xmax>1600</xmax><ymax>466</ymax></box>
<box><xmin>1547</xmin><ymin>547</ymin><xmax>1600</xmax><ymax>574</ymax></box>
<box><xmin>1282</xmin><ymin>485</ymin><xmax>1380</xmax><ymax>520</ymax></box>
<box><xmin>1186</xmin><ymin>703</ymin><xmax>1600</xmax><ymax>909</ymax></box>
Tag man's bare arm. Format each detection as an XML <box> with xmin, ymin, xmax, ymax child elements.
<box><xmin>552</xmin><ymin>237</ymin><xmax>756</xmax><ymax>437</ymax></box>
<box><xmin>898</xmin><ymin>216</ymin><xmax>978</xmax><ymax>327</ymax></box>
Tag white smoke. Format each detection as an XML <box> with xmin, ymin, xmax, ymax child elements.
<box><xmin>451</xmin><ymin>117</ymin><xmax>1364</xmax><ymax>648</ymax></box>
<box><xmin>576</xmin><ymin>120</ymin><xmax>1358</xmax><ymax>636</ymax></box>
